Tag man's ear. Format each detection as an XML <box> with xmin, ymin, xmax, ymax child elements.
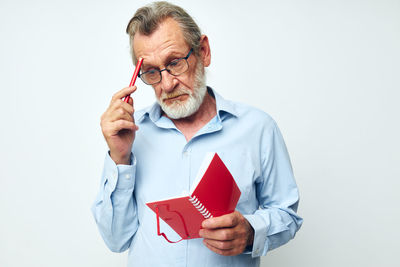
<box><xmin>199</xmin><ymin>35</ymin><xmax>211</xmax><ymax>67</ymax></box>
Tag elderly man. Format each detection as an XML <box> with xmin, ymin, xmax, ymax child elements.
<box><xmin>92</xmin><ymin>1</ymin><xmax>302</xmax><ymax>266</ymax></box>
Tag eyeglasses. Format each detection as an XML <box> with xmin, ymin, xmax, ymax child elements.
<box><xmin>138</xmin><ymin>48</ymin><xmax>193</xmax><ymax>85</ymax></box>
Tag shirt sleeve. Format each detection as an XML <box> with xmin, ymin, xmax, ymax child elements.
<box><xmin>91</xmin><ymin>152</ymin><xmax>138</xmax><ymax>252</ymax></box>
<box><xmin>244</xmin><ymin>120</ymin><xmax>303</xmax><ymax>257</ymax></box>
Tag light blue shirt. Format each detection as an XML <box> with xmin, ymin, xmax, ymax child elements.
<box><xmin>92</xmin><ymin>88</ymin><xmax>302</xmax><ymax>267</ymax></box>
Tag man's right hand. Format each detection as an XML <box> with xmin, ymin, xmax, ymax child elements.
<box><xmin>100</xmin><ymin>86</ymin><xmax>138</xmax><ymax>165</ymax></box>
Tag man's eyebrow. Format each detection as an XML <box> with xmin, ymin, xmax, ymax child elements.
<box><xmin>141</xmin><ymin>52</ymin><xmax>186</xmax><ymax>70</ymax></box>
<box><xmin>141</xmin><ymin>63</ymin><xmax>158</xmax><ymax>70</ymax></box>
<box><xmin>166</xmin><ymin>52</ymin><xmax>186</xmax><ymax>62</ymax></box>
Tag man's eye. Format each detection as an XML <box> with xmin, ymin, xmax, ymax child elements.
<box><xmin>146</xmin><ymin>69</ymin><xmax>158</xmax><ymax>74</ymax></box>
<box><xmin>168</xmin><ymin>59</ymin><xmax>180</xmax><ymax>67</ymax></box>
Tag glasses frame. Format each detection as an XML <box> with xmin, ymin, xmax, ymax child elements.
<box><xmin>138</xmin><ymin>48</ymin><xmax>194</xmax><ymax>85</ymax></box>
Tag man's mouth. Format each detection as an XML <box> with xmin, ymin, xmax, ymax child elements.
<box><xmin>163</xmin><ymin>92</ymin><xmax>188</xmax><ymax>102</ymax></box>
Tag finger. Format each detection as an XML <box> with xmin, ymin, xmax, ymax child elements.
<box><xmin>108</xmin><ymin>99</ymin><xmax>135</xmax><ymax>117</ymax></box>
<box><xmin>111</xmin><ymin>86</ymin><xmax>137</xmax><ymax>102</ymax></box>
<box><xmin>120</xmin><ymin>93</ymin><xmax>135</xmax><ymax>107</ymax></box>
<box><xmin>110</xmin><ymin>98</ymin><xmax>134</xmax><ymax>113</ymax></box>
<box><xmin>107</xmin><ymin>108</ymin><xmax>134</xmax><ymax>123</ymax></box>
<box><xmin>107</xmin><ymin>120</ymin><xmax>136</xmax><ymax>135</ymax></box>
<box><xmin>203</xmin><ymin>240</ymin><xmax>236</xmax><ymax>256</ymax></box>
<box><xmin>202</xmin><ymin>211</ymin><xmax>239</xmax><ymax>229</ymax></box>
<box><xmin>202</xmin><ymin>238</ymin><xmax>235</xmax><ymax>251</ymax></box>
<box><xmin>128</xmin><ymin>96</ymin><xmax>134</xmax><ymax>106</ymax></box>
<box><xmin>199</xmin><ymin>228</ymin><xmax>234</xmax><ymax>241</ymax></box>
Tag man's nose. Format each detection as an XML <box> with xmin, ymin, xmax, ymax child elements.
<box><xmin>160</xmin><ymin>70</ymin><xmax>177</xmax><ymax>93</ymax></box>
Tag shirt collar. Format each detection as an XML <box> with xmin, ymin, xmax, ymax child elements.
<box><xmin>137</xmin><ymin>87</ymin><xmax>239</xmax><ymax>124</ymax></box>
<box><xmin>210</xmin><ymin>87</ymin><xmax>239</xmax><ymax>121</ymax></box>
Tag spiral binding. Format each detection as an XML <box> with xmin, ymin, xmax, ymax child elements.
<box><xmin>188</xmin><ymin>195</ymin><xmax>213</xmax><ymax>219</ymax></box>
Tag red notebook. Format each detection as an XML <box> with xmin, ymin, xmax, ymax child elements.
<box><xmin>146</xmin><ymin>152</ymin><xmax>241</xmax><ymax>242</ymax></box>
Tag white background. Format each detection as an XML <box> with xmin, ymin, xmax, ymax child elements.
<box><xmin>1</xmin><ymin>0</ymin><xmax>399</xmax><ymax>266</ymax></box>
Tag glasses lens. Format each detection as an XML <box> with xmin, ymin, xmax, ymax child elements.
<box><xmin>167</xmin><ymin>58</ymin><xmax>188</xmax><ymax>76</ymax></box>
<box><xmin>141</xmin><ymin>69</ymin><xmax>161</xmax><ymax>85</ymax></box>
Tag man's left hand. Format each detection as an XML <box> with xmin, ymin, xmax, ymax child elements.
<box><xmin>199</xmin><ymin>211</ymin><xmax>254</xmax><ymax>256</ymax></box>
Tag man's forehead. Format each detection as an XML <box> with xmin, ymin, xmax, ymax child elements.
<box><xmin>133</xmin><ymin>17</ymin><xmax>188</xmax><ymax>61</ymax></box>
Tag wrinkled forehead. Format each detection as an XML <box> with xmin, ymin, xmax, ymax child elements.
<box><xmin>133</xmin><ymin>18</ymin><xmax>189</xmax><ymax>64</ymax></box>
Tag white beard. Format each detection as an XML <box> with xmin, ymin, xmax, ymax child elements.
<box><xmin>157</xmin><ymin>62</ymin><xmax>207</xmax><ymax>119</ymax></box>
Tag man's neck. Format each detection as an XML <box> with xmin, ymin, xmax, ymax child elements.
<box><xmin>166</xmin><ymin>91</ymin><xmax>217</xmax><ymax>141</ymax></box>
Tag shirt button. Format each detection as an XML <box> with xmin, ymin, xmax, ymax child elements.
<box><xmin>125</xmin><ymin>174</ymin><xmax>130</xmax><ymax>180</ymax></box>
<box><xmin>113</xmin><ymin>171</ymin><xmax>117</xmax><ymax>179</ymax></box>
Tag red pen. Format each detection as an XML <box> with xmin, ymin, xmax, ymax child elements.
<box><xmin>123</xmin><ymin>57</ymin><xmax>144</xmax><ymax>103</ymax></box>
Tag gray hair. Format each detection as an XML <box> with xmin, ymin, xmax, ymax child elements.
<box><xmin>126</xmin><ymin>1</ymin><xmax>202</xmax><ymax>63</ymax></box>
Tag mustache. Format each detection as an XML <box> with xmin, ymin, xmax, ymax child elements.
<box><xmin>161</xmin><ymin>88</ymin><xmax>191</xmax><ymax>100</ymax></box>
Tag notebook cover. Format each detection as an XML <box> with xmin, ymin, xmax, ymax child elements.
<box><xmin>146</xmin><ymin>196</ymin><xmax>205</xmax><ymax>239</ymax></box>
<box><xmin>191</xmin><ymin>153</ymin><xmax>241</xmax><ymax>217</ymax></box>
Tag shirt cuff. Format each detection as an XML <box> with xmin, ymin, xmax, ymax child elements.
<box><xmin>243</xmin><ymin>214</ymin><xmax>269</xmax><ymax>257</ymax></box>
<box><xmin>104</xmin><ymin>152</ymin><xmax>136</xmax><ymax>191</ymax></box>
